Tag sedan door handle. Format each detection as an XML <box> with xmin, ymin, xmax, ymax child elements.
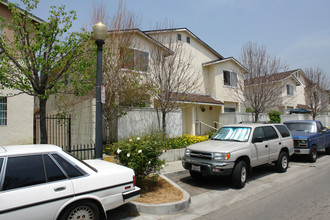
<box><xmin>54</xmin><ymin>186</ymin><xmax>66</xmax><ymax>192</ymax></box>
<box><xmin>265</xmin><ymin>145</ymin><xmax>268</xmax><ymax>148</ymax></box>
<box><xmin>279</xmin><ymin>142</ymin><xmax>282</xmax><ymax>145</ymax></box>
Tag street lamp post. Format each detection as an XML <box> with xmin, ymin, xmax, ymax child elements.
<box><xmin>93</xmin><ymin>22</ymin><xmax>107</xmax><ymax>159</ymax></box>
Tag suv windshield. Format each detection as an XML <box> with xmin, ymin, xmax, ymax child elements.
<box><xmin>212</xmin><ymin>127</ymin><xmax>251</xmax><ymax>142</ymax></box>
<box><xmin>284</xmin><ymin>122</ymin><xmax>315</xmax><ymax>133</ymax></box>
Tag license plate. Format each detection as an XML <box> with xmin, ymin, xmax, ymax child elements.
<box><xmin>191</xmin><ymin>165</ymin><xmax>201</xmax><ymax>172</ymax></box>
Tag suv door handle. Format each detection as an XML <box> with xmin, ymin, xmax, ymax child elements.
<box><xmin>279</xmin><ymin>142</ymin><xmax>282</xmax><ymax>145</ymax></box>
<box><xmin>54</xmin><ymin>186</ymin><xmax>66</xmax><ymax>192</ymax></box>
<box><xmin>265</xmin><ymin>145</ymin><xmax>268</xmax><ymax>148</ymax></box>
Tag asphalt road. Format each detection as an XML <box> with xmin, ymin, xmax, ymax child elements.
<box><xmin>108</xmin><ymin>152</ymin><xmax>330</xmax><ymax>220</ymax></box>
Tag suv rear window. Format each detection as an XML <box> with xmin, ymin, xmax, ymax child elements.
<box><xmin>263</xmin><ymin>126</ymin><xmax>279</xmax><ymax>140</ymax></box>
<box><xmin>275</xmin><ymin>125</ymin><xmax>291</xmax><ymax>137</ymax></box>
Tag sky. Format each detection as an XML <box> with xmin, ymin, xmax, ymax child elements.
<box><xmin>10</xmin><ymin>0</ymin><xmax>330</xmax><ymax>77</ymax></box>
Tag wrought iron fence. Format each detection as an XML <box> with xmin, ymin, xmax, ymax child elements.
<box><xmin>34</xmin><ymin>114</ymin><xmax>96</xmax><ymax>160</ymax></box>
<box><xmin>67</xmin><ymin>144</ymin><xmax>95</xmax><ymax>160</ymax></box>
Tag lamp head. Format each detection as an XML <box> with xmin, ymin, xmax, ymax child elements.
<box><xmin>93</xmin><ymin>22</ymin><xmax>107</xmax><ymax>41</ymax></box>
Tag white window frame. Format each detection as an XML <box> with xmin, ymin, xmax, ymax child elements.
<box><xmin>223</xmin><ymin>70</ymin><xmax>238</xmax><ymax>88</ymax></box>
<box><xmin>0</xmin><ymin>97</ymin><xmax>7</xmax><ymax>126</ymax></box>
<box><xmin>121</xmin><ymin>48</ymin><xmax>149</xmax><ymax>72</ymax></box>
<box><xmin>286</xmin><ymin>84</ymin><xmax>294</xmax><ymax>96</ymax></box>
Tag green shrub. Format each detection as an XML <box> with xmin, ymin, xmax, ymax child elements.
<box><xmin>106</xmin><ymin>132</ymin><xmax>165</xmax><ymax>185</ymax></box>
<box><xmin>163</xmin><ymin>134</ymin><xmax>209</xmax><ymax>149</ymax></box>
<box><xmin>268</xmin><ymin>110</ymin><xmax>281</xmax><ymax>123</ymax></box>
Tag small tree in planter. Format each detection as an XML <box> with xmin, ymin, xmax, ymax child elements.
<box><xmin>109</xmin><ymin>132</ymin><xmax>165</xmax><ymax>185</ymax></box>
<box><xmin>268</xmin><ymin>110</ymin><xmax>281</xmax><ymax>123</ymax></box>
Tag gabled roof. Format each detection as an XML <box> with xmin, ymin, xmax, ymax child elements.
<box><xmin>144</xmin><ymin>28</ymin><xmax>224</xmax><ymax>60</ymax></box>
<box><xmin>108</xmin><ymin>28</ymin><xmax>173</xmax><ymax>56</ymax></box>
<box><xmin>202</xmin><ymin>57</ymin><xmax>248</xmax><ymax>72</ymax></box>
<box><xmin>0</xmin><ymin>1</ymin><xmax>44</xmax><ymax>23</ymax></box>
<box><xmin>245</xmin><ymin>69</ymin><xmax>302</xmax><ymax>86</ymax></box>
<box><xmin>171</xmin><ymin>92</ymin><xmax>224</xmax><ymax>106</ymax></box>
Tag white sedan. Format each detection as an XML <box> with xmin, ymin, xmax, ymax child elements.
<box><xmin>0</xmin><ymin>144</ymin><xmax>141</xmax><ymax>220</ymax></box>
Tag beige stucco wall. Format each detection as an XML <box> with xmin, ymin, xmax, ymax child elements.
<box><xmin>0</xmin><ymin>89</ymin><xmax>34</xmax><ymax>145</ymax></box>
<box><xmin>148</xmin><ymin>30</ymin><xmax>220</xmax><ymax>94</ymax></box>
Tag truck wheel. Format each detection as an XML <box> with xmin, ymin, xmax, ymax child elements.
<box><xmin>275</xmin><ymin>151</ymin><xmax>289</xmax><ymax>173</ymax></box>
<box><xmin>308</xmin><ymin>146</ymin><xmax>317</xmax><ymax>163</ymax></box>
<box><xmin>189</xmin><ymin>170</ymin><xmax>203</xmax><ymax>179</ymax></box>
<box><xmin>232</xmin><ymin>161</ymin><xmax>247</xmax><ymax>189</ymax></box>
<box><xmin>326</xmin><ymin>146</ymin><xmax>330</xmax><ymax>155</ymax></box>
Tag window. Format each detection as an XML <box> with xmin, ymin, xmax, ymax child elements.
<box><xmin>223</xmin><ymin>70</ymin><xmax>237</xmax><ymax>87</ymax></box>
<box><xmin>224</xmin><ymin>108</ymin><xmax>236</xmax><ymax>112</ymax></box>
<box><xmin>186</xmin><ymin>36</ymin><xmax>190</xmax><ymax>43</ymax></box>
<box><xmin>275</xmin><ymin>125</ymin><xmax>291</xmax><ymax>138</ymax></box>
<box><xmin>44</xmin><ymin>154</ymin><xmax>67</xmax><ymax>182</ymax></box>
<box><xmin>177</xmin><ymin>33</ymin><xmax>182</xmax><ymax>41</ymax></box>
<box><xmin>0</xmin><ymin>158</ymin><xmax>3</xmax><ymax>174</ymax></box>
<box><xmin>0</xmin><ymin>97</ymin><xmax>7</xmax><ymax>126</ymax></box>
<box><xmin>121</xmin><ymin>48</ymin><xmax>149</xmax><ymax>72</ymax></box>
<box><xmin>263</xmin><ymin>126</ymin><xmax>279</xmax><ymax>140</ymax></box>
<box><xmin>52</xmin><ymin>153</ymin><xmax>84</xmax><ymax>178</ymax></box>
<box><xmin>3</xmin><ymin>155</ymin><xmax>46</xmax><ymax>191</ymax></box>
<box><xmin>252</xmin><ymin>127</ymin><xmax>265</xmax><ymax>141</ymax></box>
<box><xmin>287</xmin><ymin>84</ymin><xmax>294</xmax><ymax>96</ymax></box>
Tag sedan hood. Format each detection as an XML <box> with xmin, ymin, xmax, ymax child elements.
<box><xmin>187</xmin><ymin>140</ymin><xmax>248</xmax><ymax>153</ymax></box>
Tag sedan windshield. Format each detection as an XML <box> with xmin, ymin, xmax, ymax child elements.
<box><xmin>212</xmin><ymin>127</ymin><xmax>251</xmax><ymax>142</ymax></box>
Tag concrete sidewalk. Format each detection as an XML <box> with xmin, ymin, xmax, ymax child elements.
<box><xmin>161</xmin><ymin>160</ymin><xmax>187</xmax><ymax>176</ymax></box>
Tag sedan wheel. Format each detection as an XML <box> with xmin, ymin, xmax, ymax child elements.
<box><xmin>59</xmin><ymin>201</ymin><xmax>100</xmax><ymax>220</ymax></box>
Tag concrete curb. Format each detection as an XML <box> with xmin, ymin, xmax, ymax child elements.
<box><xmin>124</xmin><ymin>174</ymin><xmax>191</xmax><ymax>215</ymax></box>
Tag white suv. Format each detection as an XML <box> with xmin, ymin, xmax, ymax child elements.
<box><xmin>0</xmin><ymin>144</ymin><xmax>141</xmax><ymax>220</ymax></box>
<box><xmin>182</xmin><ymin>123</ymin><xmax>294</xmax><ymax>188</ymax></box>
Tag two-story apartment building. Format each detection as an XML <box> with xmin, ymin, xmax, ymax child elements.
<box><xmin>0</xmin><ymin>1</ymin><xmax>43</xmax><ymax>145</ymax></box>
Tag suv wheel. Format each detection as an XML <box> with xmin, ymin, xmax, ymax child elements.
<box><xmin>275</xmin><ymin>151</ymin><xmax>289</xmax><ymax>173</ymax></box>
<box><xmin>232</xmin><ymin>161</ymin><xmax>247</xmax><ymax>189</ymax></box>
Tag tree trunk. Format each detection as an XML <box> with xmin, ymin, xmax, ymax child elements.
<box><xmin>39</xmin><ymin>97</ymin><xmax>48</xmax><ymax>144</ymax></box>
<box><xmin>162</xmin><ymin>110</ymin><xmax>166</xmax><ymax>134</ymax></box>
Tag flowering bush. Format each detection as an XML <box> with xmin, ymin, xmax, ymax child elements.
<box><xmin>103</xmin><ymin>133</ymin><xmax>208</xmax><ymax>185</ymax></box>
<box><xmin>163</xmin><ymin>134</ymin><xmax>208</xmax><ymax>149</ymax></box>
<box><xmin>106</xmin><ymin>132</ymin><xmax>165</xmax><ymax>185</ymax></box>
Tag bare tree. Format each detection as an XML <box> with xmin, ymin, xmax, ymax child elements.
<box><xmin>304</xmin><ymin>67</ymin><xmax>329</xmax><ymax>120</ymax></box>
<box><xmin>146</xmin><ymin>30</ymin><xmax>202</xmax><ymax>134</ymax></box>
<box><xmin>92</xmin><ymin>0</ymin><xmax>151</xmax><ymax>142</ymax></box>
<box><xmin>238</xmin><ymin>41</ymin><xmax>288</xmax><ymax>122</ymax></box>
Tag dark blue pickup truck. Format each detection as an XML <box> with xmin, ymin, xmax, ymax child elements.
<box><xmin>283</xmin><ymin>120</ymin><xmax>330</xmax><ymax>162</ymax></box>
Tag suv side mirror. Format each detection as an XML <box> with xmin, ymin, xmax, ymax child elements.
<box><xmin>252</xmin><ymin>137</ymin><xmax>263</xmax><ymax>143</ymax></box>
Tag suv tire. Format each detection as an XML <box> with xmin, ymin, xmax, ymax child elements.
<box><xmin>232</xmin><ymin>161</ymin><xmax>247</xmax><ymax>189</ymax></box>
<box><xmin>275</xmin><ymin>151</ymin><xmax>289</xmax><ymax>173</ymax></box>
